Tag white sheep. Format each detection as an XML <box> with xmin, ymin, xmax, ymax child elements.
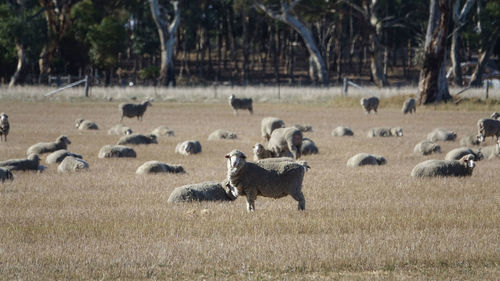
<box><xmin>367</xmin><ymin>127</ymin><xmax>403</xmax><ymax>137</ymax></box>
<box><xmin>117</xmin><ymin>134</ymin><xmax>157</xmax><ymax>145</ymax></box>
<box><xmin>346</xmin><ymin>153</ymin><xmax>386</xmax><ymax>167</ymax></box>
<box><xmin>57</xmin><ymin>156</ymin><xmax>89</xmax><ymax>173</ymax></box>
<box><xmin>108</xmin><ymin>124</ymin><xmax>132</xmax><ymax>136</ymax></box>
<box><xmin>445</xmin><ymin>147</ymin><xmax>483</xmax><ymax>161</ymax></box>
<box><xmin>136</xmin><ymin>161</ymin><xmax>185</xmax><ymax>174</ymax></box>
<box><xmin>225</xmin><ymin>150</ymin><xmax>307</xmax><ymax>211</ymax></box>
<box><xmin>27</xmin><ymin>135</ymin><xmax>71</xmax><ymax>155</ymax></box>
<box><xmin>413</xmin><ymin>140</ymin><xmax>441</xmax><ymax>155</ymax></box>
<box><xmin>175</xmin><ymin>140</ymin><xmax>202</xmax><ymax>155</ymax></box>
<box><xmin>0</xmin><ymin>167</ymin><xmax>13</xmax><ymax>182</ymax></box>
<box><xmin>261</xmin><ymin>117</ymin><xmax>285</xmax><ymax>141</ymax></box>
<box><xmin>301</xmin><ymin>137</ymin><xmax>318</xmax><ymax>155</ymax></box>
<box><xmin>45</xmin><ymin>149</ymin><xmax>83</xmax><ymax>164</ymax></box>
<box><xmin>151</xmin><ymin>125</ymin><xmax>174</xmax><ymax>137</ymax></box>
<box><xmin>0</xmin><ymin>112</ymin><xmax>10</xmax><ymax>142</ymax></box>
<box><xmin>167</xmin><ymin>180</ymin><xmax>236</xmax><ymax>203</ymax></box>
<box><xmin>252</xmin><ymin>143</ymin><xmax>275</xmax><ymax>161</ymax></box>
<box><xmin>228</xmin><ymin>94</ymin><xmax>253</xmax><ymax>115</ymax></box>
<box><xmin>331</xmin><ymin>126</ymin><xmax>354</xmax><ymax>137</ymax></box>
<box><xmin>98</xmin><ymin>145</ymin><xmax>136</xmax><ymax>158</ymax></box>
<box><xmin>402</xmin><ymin>98</ymin><xmax>416</xmax><ymax>114</ymax></box>
<box><xmin>360</xmin><ymin>96</ymin><xmax>379</xmax><ymax>114</ymax></box>
<box><xmin>479</xmin><ymin>140</ymin><xmax>500</xmax><ymax>160</ymax></box>
<box><xmin>427</xmin><ymin>128</ymin><xmax>457</xmax><ymax>142</ymax></box>
<box><xmin>208</xmin><ymin>129</ymin><xmax>237</xmax><ymax>140</ymax></box>
<box><xmin>477</xmin><ymin>118</ymin><xmax>500</xmax><ymax>143</ymax></box>
<box><xmin>459</xmin><ymin>135</ymin><xmax>480</xmax><ymax>147</ymax></box>
<box><xmin>0</xmin><ymin>154</ymin><xmax>41</xmax><ymax>171</ymax></box>
<box><xmin>411</xmin><ymin>154</ymin><xmax>475</xmax><ymax>177</ymax></box>
<box><xmin>268</xmin><ymin>127</ymin><xmax>303</xmax><ymax>159</ymax></box>
<box><xmin>75</xmin><ymin>118</ymin><xmax>98</xmax><ymax>130</ymax></box>
<box><xmin>119</xmin><ymin>99</ymin><xmax>152</xmax><ymax>122</ymax></box>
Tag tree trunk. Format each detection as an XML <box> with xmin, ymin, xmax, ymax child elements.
<box><xmin>469</xmin><ymin>45</ymin><xmax>493</xmax><ymax>87</ymax></box>
<box><xmin>9</xmin><ymin>42</ymin><xmax>26</xmax><ymax>87</ymax></box>
<box><xmin>450</xmin><ymin>0</ymin><xmax>476</xmax><ymax>86</ymax></box>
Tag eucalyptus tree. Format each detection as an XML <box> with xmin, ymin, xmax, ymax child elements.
<box><xmin>450</xmin><ymin>0</ymin><xmax>475</xmax><ymax>86</ymax></box>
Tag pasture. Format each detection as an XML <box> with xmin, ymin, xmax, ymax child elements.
<box><xmin>0</xmin><ymin>87</ymin><xmax>499</xmax><ymax>280</ymax></box>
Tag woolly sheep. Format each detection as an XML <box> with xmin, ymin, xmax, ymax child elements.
<box><xmin>491</xmin><ymin>112</ymin><xmax>500</xmax><ymax>120</ymax></box>
<box><xmin>477</xmin><ymin>118</ymin><xmax>500</xmax><ymax>143</ymax></box>
<box><xmin>445</xmin><ymin>147</ymin><xmax>484</xmax><ymax>161</ymax></box>
<box><xmin>75</xmin><ymin>118</ymin><xmax>98</xmax><ymax>130</ymax></box>
<box><xmin>0</xmin><ymin>167</ymin><xmax>13</xmax><ymax>182</ymax></box>
<box><xmin>27</xmin><ymin>135</ymin><xmax>71</xmax><ymax>155</ymax></box>
<box><xmin>261</xmin><ymin>117</ymin><xmax>285</xmax><ymax>141</ymax></box>
<box><xmin>459</xmin><ymin>135</ymin><xmax>480</xmax><ymax>147</ymax></box>
<box><xmin>413</xmin><ymin>140</ymin><xmax>441</xmax><ymax>155</ymax></box>
<box><xmin>167</xmin><ymin>180</ymin><xmax>236</xmax><ymax>203</ymax></box>
<box><xmin>151</xmin><ymin>125</ymin><xmax>174</xmax><ymax>137</ymax></box>
<box><xmin>225</xmin><ymin>150</ymin><xmax>307</xmax><ymax>211</ymax></box>
<box><xmin>119</xmin><ymin>100</ymin><xmax>152</xmax><ymax>122</ymax></box>
<box><xmin>346</xmin><ymin>153</ymin><xmax>386</xmax><ymax>167</ymax></box>
<box><xmin>117</xmin><ymin>134</ymin><xmax>157</xmax><ymax>145</ymax></box>
<box><xmin>252</xmin><ymin>143</ymin><xmax>275</xmax><ymax>161</ymax></box>
<box><xmin>480</xmin><ymin>140</ymin><xmax>500</xmax><ymax>160</ymax></box>
<box><xmin>208</xmin><ymin>129</ymin><xmax>237</xmax><ymax>140</ymax></box>
<box><xmin>268</xmin><ymin>127</ymin><xmax>303</xmax><ymax>159</ymax></box>
<box><xmin>98</xmin><ymin>145</ymin><xmax>136</xmax><ymax>158</ymax></box>
<box><xmin>301</xmin><ymin>137</ymin><xmax>318</xmax><ymax>155</ymax></box>
<box><xmin>360</xmin><ymin>96</ymin><xmax>379</xmax><ymax>114</ymax></box>
<box><xmin>410</xmin><ymin>154</ymin><xmax>475</xmax><ymax>177</ymax></box>
<box><xmin>45</xmin><ymin>149</ymin><xmax>83</xmax><ymax>164</ymax></box>
<box><xmin>293</xmin><ymin>124</ymin><xmax>313</xmax><ymax>132</ymax></box>
<box><xmin>228</xmin><ymin>94</ymin><xmax>253</xmax><ymax>115</ymax></box>
<box><xmin>108</xmin><ymin>124</ymin><xmax>132</xmax><ymax>136</ymax></box>
<box><xmin>427</xmin><ymin>128</ymin><xmax>457</xmax><ymax>142</ymax></box>
<box><xmin>0</xmin><ymin>154</ymin><xmax>41</xmax><ymax>171</ymax></box>
<box><xmin>0</xmin><ymin>112</ymin><xmax>10</xmax><ymax>142</ymax></box>
<box><xmin>332</xmin><ymin>126</ymin><xmax>354</xmax><ymax>136</ymax></box>
<box><xmin>402</xmin><ymin>98</ymin><xmax>416</xmax><ymax>114</ymax></box>
<box><xmin>57</xmin><ymin>156</ymin><xmax>89</xmax><ymax>173</ymax></box>
<box><xmin>136</xmin><ymin>161</ymin><xmax>185</xmax><ymax>174</ymax></box>
<box><xmin>175</xmin><ymin>140</ymin><xmax>202</xmax><ymax>155</ymax></box>
<box><xmin>367</xmin><ymin>127</ymin><xmax>403</xmax><ymax>137</ymax></box>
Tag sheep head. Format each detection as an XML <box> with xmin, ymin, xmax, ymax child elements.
<box><xmin>252</xmin><ymin>143</ymin><xmax>264</xmax><ymax>155</ymax></box>
<box><xmin>459</xmin><ymin>154</ymin><xmax>475</xmax><ymax>170</ymax></box>
<box><xmin>225</xmin><ymin>150</ymin><xmax>246</xmax><ymax>171</ymax></box>
<box><xmin>228</xmin><ymin>94</ymin><xmax>235</xmax><ymax>101</ymax></box>
<box><xmin>75</xmin><ymin>119</ymin><xmax>84</xmax><ymax>128</ymax></box>
<box><xmin>58</xmin><ymin>135</ymin><xmax>71</xmax><ymax>145</ymax></box>
<box><xmin>0</xmin><ymin>113</ymin><xmax>8</xmax><ymax>122</ymax></box>
<box><xmin>391</xmin><ymin>127</ymin><xmax>403</xmax><ymax>137</ymax></box>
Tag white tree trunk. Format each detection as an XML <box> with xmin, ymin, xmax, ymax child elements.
<box><xmin>450</xmin><ymin>0</ymin><xmax>476</xmax><ymax>86</ymax></box>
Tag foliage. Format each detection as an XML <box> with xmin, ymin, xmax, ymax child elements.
<box><xmin>87</xmin><ymin>16</ymin><xmax>128</xmax><ymax>70</ymax></box>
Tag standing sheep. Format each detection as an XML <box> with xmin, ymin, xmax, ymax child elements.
<box><xmin>119</xmin><ymin>99</ymin><xmax>152</xmax><ymax>122</ymax></box>
<box><xmin>45</xmin><ymin>150</ymin><xmax>83</xmax><ymax>164</ymax></box>
<box><xmin>261</xmin><ymin>117</ymin><xmax>285</xmax><ymax>141</ymax></box>
<box><xmin>75</xmin><ymin>118</ymin><xmax>99</xmax><ymax>130</ymax></box>
<box><xmin>402</xmin><ymin>98</ymin><xmax>416</xmax><ymax>114</ymax></box>
<box><xmin>98</xmin><ymin>145</ymin><xmax>136</xmax><ymax>158</ymax></box>
<box><xmin>332</xmin><ymin>126</ymin><xmax>354</xmax><ymax>137</ymax></box>
<box><xmin>26</xmin><ymin>135</ymin><xmax>71</xmax><ymax>155</ymax></box>
<box><xmin>252</xmin><ymin>143</ymin><xmax>275</xmax><ymax>161</ymax></box>
<box><xmin>445</xmin><ymin>147</ymin><xmax>483</xmax><ymax>161</ymax></box>
<box><xmin>167</xmin><ymin>180</ymin><xmax>236</xmax><ymax>203</ymax></box>
<box><xmin>136</xmin><ymin>161</ymin><xmax>185</xmax><ymax>174</ymax></box>
<box><xmin>117</xmin><ymin>134</ymin><xmax>157</xmax><ymax>145</ymax></box>
<box><xmin>368</xmin><ymin>127</ymin><xmax>403</xmax><ymax>137</ymax></box>
<box><xmin>360</xmin><ymin>96</ymin><xmax>379</xmax><ymax>114</ymax></box>
<box><xmin>411</xmin><ymin>154</ymin><xmax>476</xmax><ymax>177</ymax></box>
<box><xmin>268</xmin><ymin>127</ymin><xmax>303</xmax><ymax>159</ymax></box>
<box><xmin>57</xmin><ymin>156</ymin><xmax>89</xmax><ymax>173</ymax></box>
<box><xmin>175</xmin><ymin>140</ymin><xmax>202</xmax><ymax>155</ymax></box>
<box><xmin>346</xmin><ymin>153</ymin><xmax>386</xmax><ymax>167</ymax></box>
<box><xmin>225</xmin><ymin>150</ymin><xmax>307</xmax><ymax>211</ymax></box>
<box><xmin>0</xmin><ymin>112</ymin><xmax>10</xmax><ymax>142</ymax></box>
<box><xmin>413</xmin><ymin>140</ymin><xmax>441</xmax><ymax>155</ymax></box>
<box><xmin>151</xmin><ymin>125</ymin><xmax>174</xmax><ymax>137</ymax></box>
<box><xmin>0</xmin><ymin>154</ymin><xmax>41</xmax><ymax>171</ymax></box>
<box><xmin>108</xmin><ymin>124</ymin><xmax>133</xmax><ymax>136</ymax></box>
<box><xmin>228</xmin><ymin>94</ymin><xmax>253</xmax><ymax>115</ymax></box>
<box><xmin>0</xmin><ymin>167</ymin><xmax>13</xmax><ymax>182</ymax></box>
<box><xmin>427</xmin><ymin>128</ymin><xmax>457</xmax><ymax>142</ymax></box>
<box><xmin>477</xmin><ymin>118</ymin><xmax>500</xmax><ymax>143</ymax></box>
<box><xmin>301</xmin><ymin>137</ymin><xmax>319</xmax><ymax>155</ymax></box>
<box><xmin>208</xmin><ymin>129</ymin><xmax>237</xmax><ymax>140</ymax></box>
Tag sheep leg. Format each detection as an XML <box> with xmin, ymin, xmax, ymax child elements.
<box><xmin>245</xmin><ymin>191</ymin><xmax>257</xmax><ymax>212</ymax></box>
<box><xmin>291</xmin><ymin>192</ymin><xmax>305</xmax><ymax>210</ymax></box>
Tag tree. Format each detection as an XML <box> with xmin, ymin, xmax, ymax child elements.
<box><xmin>450</xmin><ymin>0</ymin><xmax>475</xmax><ymax>86</ymax></box>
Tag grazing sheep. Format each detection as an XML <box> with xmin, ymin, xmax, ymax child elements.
<box><xmin>225</xmin><ymin>150</ymin><xmax>307</xmax><ymax>211</ymax></box>
<box><xmin>119</xmin><ymin>99</ymin><xmax>152</xmax><ymax>122</ymax></box>
<box><xmin>301</xmin><ymin>137</ymin><xmax>318</xmax><ymax>155</ymax></box>
<box><xmin>427</xmin><ymin>128</ymin><xmax>457</xmax><ymax>142</ymax></box>
<box><xmin>57</xmin><ymin>156</ymin><xmax>89</xmax><ymax>173</ymax></box>
<box><xmin>293</xmin><ymin>124</ymin><xmax>313</xmax><ymax>132</ymax></box>
<box><xmin>332</xmin><ymin>126</ymin><xmax>354</xmax><ymax>136</ymax></box>
<box><xmin>175</xmin><ymin>140</ymin><xmax>202</xmax><ymax>155</ymax></box>
<box><xmin>117</xmin><ymin>134</ymin><xmax>157</xmax><ymax>145</ymax></box>
<box><xmin>411</xmin><ymin>154</ymin><xmax>475</xmax><ymax>177</ymax></box>
<box><xmin>346</xmin><ymin>153</ymin><xmax>386</xmax><ymax>167</ymax></box>
<box><xmin>268</xmin><ymin>127</ymin><xmax>303</xmax><ymax>159</ymax></box>
<box><xmin>360</xmin><ymin>96</ymin><xmax>379</xmax><ymax>114</ymax></box>
<box><xmin>252</xmin><ymin>143</ymin><xmax>275</xmax><ymax>161</ymax></box>
<box><xmin>491</xmin><ymin>112</ymin><xmax>500</xmax><ymax>119</ymax></box>
<box><xmin>459</xmin><ymin>135</ymin><xmax>481</xmax><ymax>147</ymax></box>
<box><xmin>228</xmin><ymin>94</ymin><xmax>253</xmax><ymax>115</ymax></box>
<box><xmin>445</xmin><ymin>147</ymin><xmax>484</xmax><ymax>161</ymax></box>
<box><xmin>367</xmin><ymin>127</ymin><xmax>403</xmax><ymax>137</ymax></box>
<box><xmin>45</xmin><ymin>149</ymin><xmax>83</xmax><ymax>164</ymax></box>
<box><xmin>261</xmin><ymin>117</ymin><xmax>285</xmax><ymax>141</ymax></box>
<box><xmin>167</xmin><ymin>180</ymin><xmax>236</xmax><ymax>203</ymax></box>
<box><xmin>108</xmin><ymin>124</ymin><xmax>133</xmax><ymax>136</ymax></box>
<box><xmin>0</xmin><ymin>154</ymin><xmax>41</xmax><ymax>171</ymax></box>
<box><xmin>480</xmin><ymin>140</ymin><xmax>500</xmax><ymax>160</ymax></box>
<box><xmin>477</xmin><ymin>118</ymin><xmax>500</xmax><ymax>143</ymax></box>
<box><xmin>413</xmin><ymin>140</ymin><xmax>441</xmax><ymax>155</ymax></box>
<box><xmin>208</xmin><ymin>129</ymin><xmax>237</xmax><ymax>140</ymax></box>
<box><xmin>0</xmin><ymin>112</ymin><xmax>10</xmax><ymax>142</ymax></box>
<box><xmin>136</xmin><ymin>161</ymin><xmax>185</xmax><ymax>174</ymax></box>
<box><xmin>402</xmin><ymin>98</ymin><xmax>416</xmax><ymax>114</ymax></box>
<box><xmin>75</xmin><ymin>118</ymin><xmax>98</xmax><ymax>130</ymax></box>
<box><xmin>151</xmin><ymin>125</ymin><xmax>174</xmax><ymax>137</ymax></box>
<box><xmin>98</xmin><ymin>145</ymin><xmax>136</xmax><ymax>158</ymax></box>
<box><xmin>0</xmin><ymin>167</ymin><xmax>13</xmax><ymax>182</ymax></box>
<box><xmin>27</xmin><ymin>135</ymin><xmax>71</xmax><ymax>155</ymax></box>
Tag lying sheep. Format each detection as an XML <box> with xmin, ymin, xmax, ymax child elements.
<box><xmin>108</xmin><ymin>124</ymin><xmax>132</xmax><ymax>136</ymax></box>
<box><xmin>0</xmin><ymin>167</ymin><xmax>13</xmax><ymax>182</ymax></box>
<box><xmin>225</xmin><ymin>150</ymin><xmax>307</xmax><ymax>211</ymax></box>
<box><xmin>413</xmin><ymin>140</ymin><xmax>441</xmax><ymax>155</ymax></box>
<box><xmin>261</xmin><ymin>117</ymin><xmax>285</xmax><ymax>141</ymax></box>
<box><xmin>45</xmin><ymin>149</ymin><xmax>83</xmax><ymax>164</ymax></box>
<box><xmin>136</xmin><ymin>161</ymin><xmax>185</xmax><ymax>174</ymax></box>
<box><xmin>268</xmin><ymin>127</ymin><xmax>303</xmax><ymax>159</ymax></box>
<box><xmin>208</xmin><ymin>129</ymin><xmax>237</xmax><ymax>140</ymax></box>
<box><xmin>491</xmin><ymin>112</ymin><xmax>500</xmax><ymax>119</ymax></box>
<box><xmin>402</xmin><ymin>98</ymin><xmax>416</xmax><ymax>114</ymax></box>
<box><xmin>0</xmin><ymin>154</ymin><xmax>41</xmax><ymax>171</ymax></box>
<box><xmin>0</xmin><ymin>112</ymin><xmax>10</xmax><ymax>142</ymax></box>
<box><xmin>346</xmin><ymin>153</ymin><xmax>386</xmax><ymax>167</ymax></box>
<box><xmin>175</xmin><ymin>140</ymin><xmax>202</xmax><ymax>155</ymax></box>
<box><xmin>459</xmin><ymin>135</ymin><xmax>480</xmax><ymax>146</ymax></box>
<box><xmin>57</xmin><ymin>156</ymin><xmax>89</xmax><ymax>173</ymax></box>
<box><xmin>98</xmin><ymin>145</ymin><xmax>136</xmax><ymax>158</ymax></box>
<box><xmin>151</xmin><ymin>125</ymin><xmax>174</xmax><ymax>137</ymax></box>
<box><xmin>367</xmin><ymin>127</ymin><xmax>403</xmax><ymax>137</ymax></box>
<box><xmin>332</xmin><ymin>126</ymin><xmax>354</xmax><ymax>137</ymax></box>
<box><xmin>480</xmin><ymin>140</ymin><xmax>500</xmax><ymax>160</ymax></box>
<box><xmin>27</xmin><ymin>135</ymin><xmax>71</xmax><ymax>155</ymax></box>
<box><xmin>117</xmin><ymin>134</ymin><xmax>157</xmax><ymax>145</ymax></box>
<box><xmin>228</xmin><ymin>94</ymin><xmax>253</xmax><ymax>115</ymax></box>
<box><xmin>360</xmin><ymin>96</ymin><xmax>379</xmax><ymax>114</ymax></box>
<box><xmin>411</xmin><ymin>154</ymin><xmax>475</xmax><ymax>177</ymax></box>
<box><xmin>477</xmin><ymin>118</ymin><xmax>500</xmax><ymax>143</ymax></box>
<box><xmin>293</xmin><ymin>124</ymin><xmax>313</xmax><ymax>132</ymax></box>
<box><xmin>301</xmin><ymin>137</ymin><xmax>318</xmax><ymax>155</ymax></box>
<box><xmin>427</xmin><ymin>128</ymin><xmax>457</xmax><ymax>142</ymax></box>
<box><xmin>119</xmin><ymin>99</ymin><xmax>152</xmax><ymax>122</ymax></box>
<box><xmin>445</xmin><ymin>147</ymin><xmax>483</xmax><ymax>161</ymax></box>
<box><xmin>75</xmin><ymin>118</ymin><xmax>98</xmax><ymax>130</ymax></box>
<box><xmin>252</xmin><ymin>143</ymin><xmax>275</xmax><ymax>161</ymax></box>
<box><xmin>167</xmin><ymin>180</ymin><xmax>236</xmax><ymax>203</ymax></box>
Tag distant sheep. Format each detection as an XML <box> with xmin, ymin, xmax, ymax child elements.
<box><xmin>119</xmin><ymin>99</ymin><xmax>152</xmax><ymax>122</ymax></box>
<box><xmin>108</xmin><ymin>124</ymin><xmax>132</xmax><ymax>136</ymax></box>
<box><xmin>268</xmin><ymin>127</ymin><xmax>303</xmax><ymax>159</ymax></box>
<box><xmin>477</xmin><ymin>118</ymin><xmax>500</xmax><ymax>143</ymax></box>
<box><xmin>261</xmin><ymin>117</ymin><xmax>285</xmax><ymax>141</ymax></box>
<box><xmin>301</xmin><ymin>137</ymin><xmax>318</xmax><ymax>155</ymax></box>
<box><xmin>0</xmin><ymin>154</ymin><xmax>41</xmax><ymax>171</ymax></box>
<box><xmin>480</xmin><ymin>140</ymin><xmax>500</xmax><ymax>160</ymax></box>
<box><xmin>75</xmin><ymin>118</ymin><xmax>98</xmax><ymax>130</ymax></box>
<box><xmin>346</xmin><ymin>153</ymin><xmax>386</xmax><ymax>167</ymax></box>
<box><xmin>98</xmin><ymin>145</ymin><xmax>136</xmax><ymax>158</ymax></box>
<box><xmin>228</xmin><ymin>94</ymin><xmax>253</xmax><ymax>115</ymax></box>
<box><xmin>208</xmin><ymin>129</ymin><xmax>237</xmax><ymax>140</ymax></box>
<box><xmin>0</xmin><ymin>112</ymin><xmax>10</xmax><ymax>142</ymax></box>
<box><xmin>445</xmin><ymin>147</ymin><xmax>483</xmax><ymax>161</ymax></box>
<box><xmin>459</xmin><ymin>135</ymin><xmax>480</xmax><ymax>147</ymax></box>
<box><xmin>413</xmin><ymin>140</ymin><xmax>441</xmax><ymax>155</ymax></box>
<box><xmin>293</xmin><ymin>124</ymin><xmax>313</xmax><ymax>132</ymax></box>
<box><xmin>360</xmin><ymin>96</ymin><xmax>379</xmax><ymax>114</ymax></box>
<box><xmin>27</xmin><ymin>135</ymin><xmax>71</xmax><ymax>155</ymax></box>
<box><xmin>175</xmin><ymin>140</ymin><xmax>202</xmax><ymax>155</ymax></box>
<box><xmin>252</xmin><ymin>143</ymin><xmax>275</xmax><ymax>161</ymax></box>
<box><xmin>57</xmin><ymin>156</ymin><xmax>89</xmax><ymax>173</ymax></box>
<box><xmin>427</xmin><ymin>128</ymin><xmax>457</xmax><ymax>142</ymax></box>
<box><xmin>368</xmin><ymin>127</ymin><xmax>403</xmax><ymax>137</ymax></box>
<box><xmin>402</xmin><ymin>98</ymin><xmax>416</xmax><ymax>114</ymax></box>
<box><xmin>0</xmin><ymin>167</ymin><xmax>13</xmax><ymax>182</ymax></box>
<box><xmin>167</xmin><ymin>180</ymin><xmax>236</xmax><ymax>203</ymax></box>
<box><xmin>332</xmin><ymin>126</ymin><xmax>354</xmax><ymax>136</ymax></box>
<box><xmin>117</xmin><ymin>134</ymin><xmax>157</xmax><ymax>145</ymax></box>
<box><xmin>151</xmin><ymin>125</ymin><xmax>174</xmax><ymax>137</ymax></box>
<box><xmin>46</xmin><ymin>149</ymin><xmax>83</xmax><ymax>164</ymax></box>
<box><xmin>136</xmin><ymin>161</ymin><xmax>185</xmax><ymax>174</ymax></box>
<box><xmin>411</xmin><ymin>154</ymin><xmax>475</xmax><ymax>177</ymax></box>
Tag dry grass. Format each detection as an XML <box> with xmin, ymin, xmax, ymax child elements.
<box><xmin>0</xmin><ymin>89</ymin><xmax>499</xmax><ymax>280</ymax></box>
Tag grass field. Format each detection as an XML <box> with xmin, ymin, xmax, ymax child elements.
<box><xmin>0</xmin><ymin>87</ymin><xmax>499</xmax><ymax>280</ymax></box>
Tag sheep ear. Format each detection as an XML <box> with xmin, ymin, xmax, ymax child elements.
<box><xmin>225</xmin><ymin>154</ymin><xmax>230</xmax><ymax>159</ymax></box>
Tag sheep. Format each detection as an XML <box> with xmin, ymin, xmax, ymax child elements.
<box><xmin>427</xmin><ymin>128</ymin><xmax>457</xmax><ymax>142</ymax></box>
<box><xmin>360</xmin><ymin>96</ymin><xmax>379</xmax><ymax>114</ymax></box>
<box><xmin>175</xmin><ymin>140</ymin><xmax>202</xmax><ymax>155</ymax></box>
<box><xmin>75</xmin><ymin>118</ymin><xmax>98</xmax><ymax>130</ymax></box>
<box><xmin>402</xmin><ymin>98</ymin><xmax>416</xmax><ymax>114</ymax></box>
<box><xmin>491</xmin><ymin>112</ymin><xmax>500</xmax><ymax>119</ymax></box>
<box><xmin>480</xmin><ymin>140</ymin><xmax>500</xmax><ymax>160</ymax></box>
<box><xmin>445</xmin><ymin>147</ymin><xmax>484</xmax><ymax>161</ymax></box>
<box><xmin>268</xmin><ymin>127</ymin><xmax>303</xmax><ymax>159</ymax></box>
<box><xmin>167</xmin><ymin>180</ymin><xmax>236</xmax><ymax>203</ymax></box>
<box><xmin>228</xmin><ymin>94</ymin><xmax>253</xmax><ymax>115</ymax></box>
<box><xmin>252</xmin><ymin>143</ymin><xmax>275</xmax><ymax>161</ymax></box>
<box><xmin>136</xmin><ymin>161</ymin><xmax>185</xmax><ymax>174</ymax></box>
<box><xmin>98</xmin><ymin>145</ymin><xmax>136</xmax><ymax>158</ymax></box>
<box><xmin>108</xmin><ymin>124</ymin><xmax>132</xmax><ymax>136</ymax></box>
<box><xmin>57</xmin><ymin>156</ymin><xmax>89</xmax><ymax>173</ymax></box>
<box><xmin>151</xmin><ymin>125</ymin><xmax>174</xmax><ymax>137</ymax></box>
<box><xmin>0</xmin><ymin>112</ymin><xmax>10</xmax><ymax>142</ymax></box>
<box><xmin>225</xmin><ymin>149</ymin><xmax>307</xmax><ymax>211</ymax></box>
<box><xmin>27</xmin><ymin>135</ymin><xmax>71</xmax><ymax>155</ymax></box>
<box><xmin>346</xmin><ymin>153</ymin><xmax>386</xmax><ymax>167</ymax></box>
<box><xmin>261</xmin><ymin>117</ymin><xmax>285</xmax><ymax>141</ymax></box>
<box><xmin>413</xmin><ymin>140</ymin><xmax>441</xmax><ymax>155</ymax></box>
<box><xmin>367</xmin><ymin>127</ymin><xmax>403</xmax><ymax>137</ymax></box>
<box><xmin>477</xmin><ymin>118</ymin><xmax>500</xmax><ymax>143</ymax></box>
<box><xmin>0</xmin><ymin>154</ymin><xmax>41</xmax><ymax>171</ymax></box>
<box><xmin>119</xmin><ymin>99</ymin><xmax>152</xmax><ymax>122</ymax></box>
<box><xmin>208</xmin><ymin>129</ymin><xmax>237</xmax><ymax>140</ymax></box>
<box><xmin>117</xmin><ymin>134</ymin><xmax>157</xmax><ymax>145</ymax></box>
<box><xmin>45</xmin><ymin>149</ymin><xmax>83</xmax><ymax>164</ymax></box>
<box><xmin>332</xmin><ymin>126</ymin><xmax>354</xmax><ymax>137</ymax></box>
<box><xmin>0</xmin><ymin>167</ymin><xmax>13</xmax><ymax>182</ymax></box>
<box><xmin>301</xmin><ymin>137</ymin><xmax>318</xmax><ymax>155</ymax></box>
<box><xmin>411</xmin><ymin>154</ymin><xmax>475</xmax><ymax>177</ymax></box>
<box><xmin>293</xmin><ymin>124</ymin><xmax>313</xmax><ymax>132</ymax></box>
<box><xmin>459</xmin><ymin>135</ymin><xmax>481</xmax><ymax>147</ymax></box>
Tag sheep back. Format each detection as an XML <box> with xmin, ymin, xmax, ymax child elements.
<box><xmin>402</xmin><ymin>98</ymin><xmax>416</xmax><ymax>114</ymax></box>
<box><xmin>0</xmin><ymin>154</ymin><xmax>41</xmax><ymax>171</ymax></box>
<box><xmin>261</xmin><ymin>117</ymin><xmax>285</xmax><ymax>141</ymax></box>
<box><xmin>427</xmin><ymin>128</ymin><xmax>457</xmax><ymax>142</ymax></box>
<box><xmin>477</xmin><ymin>118</ymin><xmax>500</xmax><ymax>142</ymax></box>
<box><xmin>445</xmin><ymin>147</ymin><xmax>483</xmax><ymax>161</ymax></box>
<box><xmin>413</xmin><ymin>141</ymin><xmax>441</xmax><ymax>155</ymax></box>
<box><xmin>208</xmin><ymin>129</ymin><xmax>237</xmax><ymax>140</ymax></box>
<box><xmin>293</xmin><ymin>124</ymin><xmax>313</xmax><ymax>132</ymax></box>
<box><xmin>368</xmin><ymin>127</ymin><xmax>403</xmax><ymax>137</ymax></box>
<box><xmin>76</xmin><ymin>119</ymin><xmax>98</xmax><ymax>130</ymax></box>
<box><xmin>136</xmin><ymin>161</ymin><xmax>185</xmax><ymax>174</ymax></box>
<box><xmin>117</xmin><ymin>134</ymin><xmax>157</xmax><ymax>145</ymax></box>
<box><xmin>119</xmin><ymin>100</ymin><xmax>152</xmax><ymax>120</ymax></box>
<box><xmin>268</xmin><ymin>127</ymin><xmax>303</xmax><ymax>159</ymax></box>
<box><xmin>411</xmin><ymin>155</ymin><xmax>475</xmax><ymax>177</ymax></box>
<box><xmin>167</xmin><ymin>180</ymin><xmax>236</xmax><ymax>203</ymax></box>
<box><xmin>175</xmin><ymin>140</ymin><xmax>202</xmax><ymax>155</ymax></box>
<box><xmin>27</xmin><ymin>135</ymin><xmax>71</xmax><ymax>155</ymax></box>
<box><xmin>46</xmin><ymin>149</ymin><xmax>83</xmax><ymax>164</ymax></box>
<box><xmin>346</xmin><ymin>153</ymin><xmax>386</xmax><ymax>167</ymax></box>
<box><xmin>459</xmin><ymin>135</ymin><xmax>480</xmax><ymax>146</ymax></box>
<box><xmin>57</xmin><ymin>156</ymin><xmax>89</xmax><ymax>173</ymax></box>
<box><xmin>98</xmin><ymin>145</ymin><xmax>136</xmax><ymax>158</ymax></box>
<box><xmin>332</xmin><ymin>126</ymin><xmax>354</xmax><ymax>136</ymax></box>
<box><xmin>480</xmin><ymin>141</ymin><xmax>500</xmax><ymax>160</ymax></box>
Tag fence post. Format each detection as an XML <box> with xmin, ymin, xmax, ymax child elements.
<box><xmin>84</xmin><ymin>75</ymin><xmax>90</xmax><ymax>97</ymax></box>
<box><xmin>343</xmin><ymin>78</ymin><xmax>348</xmax><ymax>96</ymax></box>
<box><xmin>485</xmin><ymin>80</ymin><xmax>490</xmax><ymax>100</ymax></box>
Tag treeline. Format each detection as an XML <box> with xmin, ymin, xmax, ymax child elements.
<box><xmin>0</xmin><ymin>0</ymin><xmax>498</xmax><ymax>89</ymax></box>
